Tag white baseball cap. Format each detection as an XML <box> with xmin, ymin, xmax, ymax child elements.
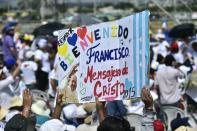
<box><xmin>25</xmin><ymin>50</ymin><xmax>34</xmax><ymax>59</ymax></box>
<box><xmin>38</xmin><ymin>39</ymin><xmax>47</xmax><ymax>49</ymax></box>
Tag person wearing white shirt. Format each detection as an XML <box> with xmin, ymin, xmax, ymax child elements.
<box><xmin>155</xmin><ymin>33</ymin><xmax>170</xmax><ymax>58</ymax></box>
<box><xmin>34</xmin><ymin>39</ymin><xmax>51</xmax><ymax>91</ymax></box>
<box><xmin>20</xmin><ymin>50</ymin><xmax>38</xmax><ymax>90</ymax></box>
<box><xmin>156</xmin><ymin>54</ymin><xmax>166</xmax><ymax>71</ymax></box>
<box><xmin>170</xmin><ymin>41</ymin><xmax>184</xmax><ymax>64</ymax></box>
<box><xmin>155</xmin><ymin>55</ymin><xmax>184</xmax><ymax>107</ymax></box>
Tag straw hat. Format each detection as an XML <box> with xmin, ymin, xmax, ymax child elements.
<box><xmin>9</xmin><ymin>96</ymin><xmax>23</xmax><ymax>108</ymax></box>
<box><xmin>0</xmin><ymin>107</ymin><xmax>8</xmax><ymax>120</ymax></box>
<box><xmin>83</xmin><ymin>103</ymin><xmax>96</xmax><ymax>114</ymax></box>
<box><xmin>31</xmin><ymin>100</ymin><xmax>50</xmax><ymax>116</ymax></box>
<box><xmin>75</xmin><ymin>106</ymin><xmax>87</xmax><ymax>118</ymax></box>
<box><xmin>175</xmin><ymin>126</ymin><xmax>197</xmax><ymax>131</ymax></box>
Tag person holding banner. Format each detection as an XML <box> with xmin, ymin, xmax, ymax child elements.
<box><xmin>96</xmin><ymin>87</ymin><xmax>164</xmax><ymax>131</ymax></box>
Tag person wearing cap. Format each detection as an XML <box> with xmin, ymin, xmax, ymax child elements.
<box><xmin>155</xmin><ymin>32</ymin><xmax>170</xmax><ymax>58</ymax></box>
<box><xmin>170</xmin><ymin>41</ymin><xmax>184</xmax><ymax>65</ymax></box>
<box><xmin>2</xmin><ymin>25</ymin><xmax>17</xmax><ymax>67</ymax></box>
<box><xmin>20</xmin><ymin>50</ymin><xmax>38</xmax><ymax>90</ymax></box>
<box><xmin>34</xmin><ymin>38</ymin><xmax>51</xmax><ymax>91</ymax></box>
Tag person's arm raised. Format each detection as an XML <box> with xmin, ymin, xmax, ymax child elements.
<box><xmin>68</xmin><ymin>63</ymin><xmax>79</xmax><ymax>79</ymax></box>
<box><xmin>52</xmin><ymin>91</ymin><xmax>64</xmax><ymax>119</ymax></box>
<box><xmin>12</xmin><ymin>59</ymin><xmax>21</xmax><ymax>79</ymax></box>
<box><xmin>141</xmin><ymin>87</ymin><xmax>154</xmax><ymax>111</ymax></box>
<box><xmin>22</xmin><ymin>89</ymin><xmax>32</xmax><ymax>118</ymax></box>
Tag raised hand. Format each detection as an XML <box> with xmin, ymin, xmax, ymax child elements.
<box><xmin>23</xmin><ymin>89</ymin><xmax>32</xmax><ymax>109</ymax></box>
<box><xmin>68</xmin><ymin>63</ymin><xmax>79</xmax><ymax>78</ymax></box>
<box><xmin>22</xmin><ymin>89</ymin><xmax>32</xmax><ymax>118</ymax></box>
<box><xmin>141</xmin><ymin>87</ymin><xmax>153</xmax><ymax>111</ymax></box>
<box><xmin>52</xmin><ymin>90</ymin><xmax>64</xmax><ymax>119</ymax></box>
<box><xmin>56</xmin><ymin>91</ymin><xmax>63</xmax><ymax>106</ymax></box>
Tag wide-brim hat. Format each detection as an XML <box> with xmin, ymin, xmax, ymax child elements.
<box><xmin>9</xmin><ymin>96</ymin><xmax>23</xmax><ymax>109</ymax></box>
<box><xmin>0</xmin><ymin>107</ymin><xmax>8</xmax><ymax>120</ymax></box>
<box><xmin>39</xmin><ymin>119</ymin><xmax>76</xmax><ymax>131</ymax></box>
<box><xmin>75</xmin><ymin>106</ymin><xmax>87</xmax><ymax>118</ymax></box>
<box><xmin>31</xmin><ymin>100</ymin><xmax>50</xmax><ymax>116</ymax></box>
<box><xmin>175</xmin><ymin>126</ymin><xmax>197</xmax><ymax>131</ymax></box>
<box><xmin>83</xmin><ymin>103</ymin><xmax>96</xmax><ymax>114</ymax></box>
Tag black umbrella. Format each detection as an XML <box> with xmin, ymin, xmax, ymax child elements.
<box><xmin>169</xmin><ymin>23</ymin><xmax>195</xmax><ymax>39</ymax></box>
<box><xmin>33</xmin><ymin>22</ymin><xmax>65</xmax><ymax>37</ymax></box>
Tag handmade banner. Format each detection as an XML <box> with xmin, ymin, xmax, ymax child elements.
<box><xmin>57</xmin><ymin>10</ymin><xmax>150</xmax><ymax>103</ymax></box>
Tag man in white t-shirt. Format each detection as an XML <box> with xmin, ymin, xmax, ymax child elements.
<box><xmin>171</xmin><ymin>41</ymin><xmax>184</xmax><ymax>64</ymax></box>
<box><xmin>20</xmin><ymin>50</ymin><xmax>38</xmax><ymax>90</ymax></box>
<box><xmin>155</xmin><ymin>33</ymin><xmax>170</xmax><ymax>58</ymax></box>
<box><xmin>34</xmin><ymin>39</ymin><xmax>51</xmax><ymax>91</ymax></box>
<box><xmin>155</xmin><ymin>55</ymin><xmax>184</xmax><ymax>107</ymax></box>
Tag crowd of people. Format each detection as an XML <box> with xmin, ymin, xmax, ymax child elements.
<box><xmin>0</xmin><ymin>21</ymin><xmax>196</xmax><ymax>131</ymax></box>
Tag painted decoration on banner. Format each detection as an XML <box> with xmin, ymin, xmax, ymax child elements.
<box><xmin>57</xmin><ymin>10</ymin><xmax>150</xmax><ymax>103</ymax></box>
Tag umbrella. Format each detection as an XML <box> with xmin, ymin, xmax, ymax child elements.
<box><xmin>169</xmin><ymin>23</ymin><xmax>195</xmax><ymax>39</ymax></box>
<box><xmin>33</xmin><ymin>22</ymin><xmax>65</xmax><ymax>37</ymax></box>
